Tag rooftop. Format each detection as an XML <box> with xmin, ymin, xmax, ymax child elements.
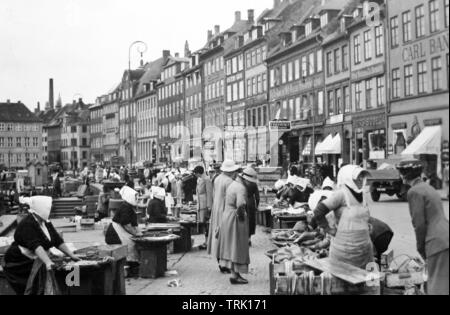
<box><xmin>0</xmin><ymin>102</ymin><xmax>42</xmax><ymax>123</ymax></box>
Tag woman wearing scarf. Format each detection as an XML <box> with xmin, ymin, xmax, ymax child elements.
<box><xmin>311</xmin><ymin>165</ymin><xmax>374</xmax><ymax>270</ymax></box>
<box><xmin>3</xmin><ymin>196</ymin><xmax>80</xmax><ymax>295</ymax></box>
<box><xmin>147</xmin><ymin>187</ymin><xmax>168</xmax><ymax>223</ymax></box>
<box><xmin>105</xmin><ymin>186</ymin><xmax>143</xmax><ymax>276</ymax></box>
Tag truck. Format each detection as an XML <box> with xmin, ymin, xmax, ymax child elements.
<box><xmin>367</xmin><ymin>165</ymin><xmax>410</xmax><ymax>202</ymax></box>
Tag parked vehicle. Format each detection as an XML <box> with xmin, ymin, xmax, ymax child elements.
<box><xmin>367</xmin><ymin>166</ymin><xmax>410</xmax><ymax>202</ymax></box>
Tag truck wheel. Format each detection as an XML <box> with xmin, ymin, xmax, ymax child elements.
<box><xmin>371</xmin><ymin>190</ymin><xmax>381</xmax><ymax>202</ymax></box>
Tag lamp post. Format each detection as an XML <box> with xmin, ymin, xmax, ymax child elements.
<box><xmin>128</xmin><ymin>41</ymin><xmax>148</xmax><ymax>167</ymax></box>
<box><xmin>301</xmin><ymin>59</ymin><xmax>316</xmax><ymax>170</ymax></box>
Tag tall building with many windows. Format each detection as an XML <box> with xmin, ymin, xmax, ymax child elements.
<box><xmin>0</xmin><ymin>101</ymin><xmax>43</xmax><ymax>169</ymax></box>
<box><xmin>386</xmin><ymin>0</ymin><xmax>449</xmax><ymax>180</ymax></box>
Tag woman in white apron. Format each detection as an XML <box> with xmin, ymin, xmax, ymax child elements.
<box><xmin>311</xmin><ymin>165</ymin><xmax>374</xmax><ymax>269</ymax></box>
<box><xmin>3</xmin><ymin>196</ymin><xmax>80</xmax><ymax>295</ymax></box>
<box><xmin>105</xmin><ymin>186</ymin><xmax>143</xmax><ymax>276</ymax></box>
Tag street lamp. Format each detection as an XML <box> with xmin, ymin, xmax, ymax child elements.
<box><xmin>128</xmin><ymin>41</ymin><xmax>148</xmax><ymax>167</ymax></box>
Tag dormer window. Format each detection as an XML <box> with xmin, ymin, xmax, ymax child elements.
<box><xmin>320</xmin><ymin>13</ymin><xmax>328</xmax><ymax>28</ymax></box>
<box><xmin>305</xmin><ymin>22</ymin><xmax>312</xmax><ymax>36</ymax></box>
<box><xmin>353</xmin><ymin>8</ymin><xmax>360</xmax><ymax>18</ymax></box>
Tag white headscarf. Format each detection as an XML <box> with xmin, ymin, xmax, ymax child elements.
<box><xmin>322</xmin><ymin>177</ymin><xmax>336</xmax><ymax>190</ymax></box>
<box><xmin>20</xmin><ymin>196</ymin><xmax>53</xmax><ymax>222</ymax></box>
<box><xmin>308</xmin><ymin>190</ymin><xmax>334</xmax><ymax>211</ymax></box>
<box><xmin>152</xmin><ymin>187</ymin><xmax>166</xmax><ymax>201</ymax></box>
<box><xmin>120</xmin><ymin>186</ymin><xmax>138</xmax><ymax>207</ymax></box>
<box><xmin>337</xmin><ymin>165</ymin><xmax>370</xmax><ymax>193</ymax></box>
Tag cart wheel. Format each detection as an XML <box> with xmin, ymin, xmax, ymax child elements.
<box><xmin>371</xmin><ymin>190</ymin><xmax>381</xmax><ymax>202</ymax></box>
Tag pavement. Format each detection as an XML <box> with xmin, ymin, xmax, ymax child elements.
<box><xmin>61</xmin><ymin>196</ymin><xmax>449</xmax><ymax>295</ymax></box>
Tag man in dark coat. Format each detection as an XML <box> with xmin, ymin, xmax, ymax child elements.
<box><xmin>397</xmin><ymin>159</ymin><xmax>449</xmax><ymax>295</ymax></box>
<box><xmin>240</xmin><ymin>167</ymin><xmax>260</xmax><ymax>245</ymax></box>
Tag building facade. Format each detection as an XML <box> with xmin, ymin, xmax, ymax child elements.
<box><xmin>89</xmin><ymin>101</ymin><xmax>103</xmax><ymax>163</ymax></box>
<box><xmin>157</xmin><ymin>54</ymin><xmax>189</xmax><ymax>163</ymax></box>
<box><xmin>386</xmin><ymin>0</ymin><xmax>449</xmax><ymax>180</ymax></box>
<box><xmin>0</xmin><ymin>101</ymin><xmax>43</xmax><ymax>169</ymax></box>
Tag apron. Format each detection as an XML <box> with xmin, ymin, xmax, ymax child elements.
<box><xmin>329</xmin><ymin>189</ymin><xmax>374</xmax><ymax>270</ymax></box>
<box><xmin>111</xmin><ymin>222</ymin><xmax>139</xmax><ymax>262</ymax></box>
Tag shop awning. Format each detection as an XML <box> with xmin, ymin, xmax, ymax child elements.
<box><xmin>402</xmin><ymin>126</ymin><xmax>442</xmax><ymax>156</ymax></box>
<box><xmin>315</xmin><ymin>134</ymin><xmax>334</xmax><ymax>155</ymax></box>
<box><xmin>322</xmin><ymin>133</ymin><xmax>342</xmax><ymax>155</ymax></box>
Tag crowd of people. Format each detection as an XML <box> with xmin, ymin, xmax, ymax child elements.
<box><xmin>1</xmin><ymin>157</ymin><xmax>448</xmax><ymax>294</ymax></box>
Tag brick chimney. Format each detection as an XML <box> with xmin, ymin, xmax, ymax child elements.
<box><xmin>49</xmin><ymin>78</ymin><xmax>54</xmax><ymax>109</ymax></box>
<box><xmin>214</xmin><ymin>25</ymin><xmax>220</xmax><ymax>36</ymax></box>
<box><xmin>248</xmin><ymin>9</ymin><xmax>255</xmax><ymax>24</ymax></box>
<box><xmin>163</xmin><ymin>50</ymin><xmax>171</xmax><ymax>60</ymax></box>
<box><xmin>235</xmin><ymin>11</ymin><xmax>241</xmax><ymax>22</ymax></box>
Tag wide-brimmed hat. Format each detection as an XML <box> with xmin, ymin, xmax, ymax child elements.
<box><xmin>220</xmin><ymin>160</ymin><xmax>240</xmax><ymax>173</ymax></box>
<box><xmin>241</xmin><ymin>167</ymin><xmax>258</xmax><ymax>184</ymax></box>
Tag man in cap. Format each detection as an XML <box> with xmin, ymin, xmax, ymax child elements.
<box><xmin>397</xmin><ymin>159</ymin><xmax>449</xmax><ymax>295</ymax></box>
<box><xmin>207</xmin><ymin>160</ymin><xmax>241</xmax><ymax>273</ymax></box>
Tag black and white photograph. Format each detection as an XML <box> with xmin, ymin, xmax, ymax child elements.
<box><xmin>0</xmin><ymin>0</ymin><xmax>448</xmax><ymax>299</ymax></box>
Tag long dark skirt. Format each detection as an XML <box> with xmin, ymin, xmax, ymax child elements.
<box><xmin>248</xmin><ymin>207</ymin><xmax>256</xmax><ymax>236</ymax></box>
<box><xmin>428</xmin><ymin>249</ymin><xmax>449</xmax><ymax>295</ymax></box>
<box><xmin>3</xmin><ymin>258</ymin><xmax>34</xmax><ymax>295</ymax></box>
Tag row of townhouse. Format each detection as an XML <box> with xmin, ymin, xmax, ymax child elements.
<box><xmin>91</xmin><ymin>0</ymin><xmax>448</xmax><ymax>180</ymax></box>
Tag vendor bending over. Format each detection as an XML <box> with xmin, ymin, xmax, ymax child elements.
<box><xmin>311</xmin><ymin>165</ymin><xmax>374</xmax><ymax>269</ymax></box>
<box><xmin>105</xmin><ymin>186</ymin><xmax>143</xmax><ymax>277</ymax></box>
<box><xmin>3</xmin><ymin>196</ymin><xmax>80</xmax><ymax>295</ymax></box>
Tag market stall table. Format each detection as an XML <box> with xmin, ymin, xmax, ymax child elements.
<box><xmin>142</xmin><ymin>223</ymin><xmax>191</xmax><ymax>253</ymax></box>
<box><xmin>133</xmin><ymin>234</ymin><xmax>180</xmax><ymax>279</ymax></box>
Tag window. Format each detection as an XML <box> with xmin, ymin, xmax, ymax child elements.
<box><xmin>355</xmin><ymin>82</ymin><xmax>362</xmax><ymax>111</ymax></box>
<box><xmin>320</xmin><ymin>13</ymin><xmax>328</xmax><ymax>28</ymax></box>
<box><xmin>288</xmin><ymin>62</ymin><xmax>294</xmax><ymax>82</ymax></box>
<box><xmin>257</xmin><ymin>75</ymin><xmax>263</xmax><ymax>94</ymax></box>
<box><xmin>317</xmin><ymin>91</ymin><xmax>324</xmax><ymax>115</ymax></box>
<box><xmin>392</xmin><ymin>68</ymin><xmax>401</xmax><ymax>98</ymax></box>
<box><xmin>309</xmin><ymin>53</ymin><xmax>315</xmax><ymax>75</ymax></box>
<box><xmin>71</xmin><ymin>138</ymin><xmax>78</xmax><ymax>147</ymax></box>
<box><xmin>415</xmin><ymin>5</ymin><xmax>426</xmax><ymax>38</ymax></box>
<box><xmin>328</xmin><ymin>90</ymin><xmax>335</xmax><ymax>116</ymax></box>
<box><xmin>326</xmin><ymin>52</ymin><xmax>333</xmax><ymax>76</ymax></box>
<box><xmin>336</xmin><ymin>89</ymin><xmax>342</xmax><ymax>114</ymax></box>
<box><xmin>239</xmin><ymin>81</ymin><xmax>245</xmax><ymax>100</ymax></box>
<box><xmin>289</xmin><ymin>99</ymin><xmax>295</xmax><ymax>121</ymax></box>
<box><xmin>281</xmin><ymin>64</ymin><xmax>287</xmax><ymax>84</ymax></box>
<box><xmin>270</xmin><ymin>69</ymin><xmax>275</xmax><ymax>87</ymax></box>
<box><xmin>364</xmin><ymin>30</ymin><xmax>372</xmax><ymax>60</ymax></box>
<box><xmin>262</xmin><ymin>74</ymin><xmax>267</xmax><ymax>92</ymax></box>
<box><xmin>391</xmin><ymin>17</ymin><xmax>399</xmax><ymax>48</ymax></box>
<box><xmin>365</xmin><ymin>79</ymin><xmax>373</xmax><ymax>109</ymax></box>
<box><xmin>417</xmin><ymin>61</ymin><xmax>428</xmax><ymax>94</ymax></box>
<box><xmin>429</xmin><ymin>0</ymin><xmax>440</xmax><ymax>33</ymax></box>
<box><xmin>0</xmin><ymin>124</ymin><xmax>4</xmax><ymax>131</ymax></box>
<box><xmin>432</xmin><ymin>57</ymin><xmax>443</xmax><ymax>91</ymax></box>
<box><xmin>404</xmin><ymin>65</ymin><xmax>414</xmax><ymax>96</ymax></box>
<box><xmin>295</xmin><ymin>98</ymin><xmax>301</xmax><ymax>120</ymax></box>
<box><xmin>246</xmin><ymin>53</ymin><xmax>251</xmax><ymax>68</ymax></box>
<box><xmin>82</xmin><ymin>138</ymin><xmax>88</xmax><ymax>146</ymax></box>
<box><xmin>247</xmin><ymin>79</ymin><xmax>252</xmax><ymax>97</ymax></box>
<box><xmin>7</xmin><ymin>137</ymin><xmax>12</xmax><ymax>147</ymax></box>
<box><xmin>301</xmin><ymin>56</ymin><xmax>308</xmax><ymax>77</ymax></box>
<box><xmin>0</xmin><ymin>138</ymin><xmax>3</xmax><ymax>147</ymax></box>
<box><xmin>354</xmin><ymin>35</ymin><xmax>361</xmax><ymax>64</ymax></box>
<box><xmin>253</xmin><ymin>77</ymin><xmax>257</xmax><ymax>96</ymax></box>
<box><xmin>334</xmin><ymin>48</ymin><xmax>341</xmax><ymax>73</ymax></box>
<box><xmin>375</xmin><ymin>25</ymin><xmax>384</xmax><ymax>57</ymax></box>
<box><xmin>71</xmin><ymin>126</ymin><xmax>77</xmax><ymax>133</ymax></box>
<box><xmin>376</xmin><ymin>76</ymin><xmax>385</xmax><ymax>107</ymax></box>
<box><xmin>445</xmin><ymin>0</ymin><xmax>449</xmax><ymax>28</ymax></box>
<box><xmin>403</xmin><ymin>11</ymin><xmax>412</xmax><ymax>42</ymax></box>
<box><xmin>238</xmin><ymin>54</ymin><xmax>244</xmax><ymax>71</ymax></box>
<box><xmin>294</xmin><ymin>59</ymin><xmax>300</xmax><ymax>80</ymax></box>
<box><xmin>343</xmin><ymin>86</ymin><xmax>351</xmax><ymax>113</ymax></box>
<box><xmin>342</xmin><ymin>45</ymin><xmax>349</xmax><ymax>70</ymax></box>
<box><xmin>317</xmin><ymin>50</ymin><xmax>323</xmax><ymax>73</ymax></box>
<box><xmin>16</xmin><ymin>137</ymin><xmax>21</xmax><ymax>147</ymax></box>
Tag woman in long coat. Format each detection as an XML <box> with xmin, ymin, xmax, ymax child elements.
<box><xmin>218</xmin><ymin>174</ymin><xmax>250</xmax><ymax>285</ymax></box>
<box><xmin>207</xmin><ymin>161</ymin><xmax>240</xmax><ymax>271</ymax></box>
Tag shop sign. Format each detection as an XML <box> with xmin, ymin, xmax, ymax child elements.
<box><xmin>269</xmin><ymin>121</ymin><xmax>292</xmax><ymax>132</ymax></box>
<box><xmin>391</xmin><ymin>123</ymin><xmax>407</xmax><ymax>130</ymax></box>
<box><xmin>402</xmin><ymin>31</ymin><xmax>449</xmax><ymax>63</ymax></box>
<box><xmin>424</xmin><ymin>118</ymin><xmax>442</xmax><ymax>127</ymax></box>
<box><xmin>353</xmin><ymin>114</ymin><xmax>385</xmax><ymax>130</ymax></box>
<box><xmin>328</xmin><ymin>114</ymin><xmax>344</xmax><ymax>125</ymax></box>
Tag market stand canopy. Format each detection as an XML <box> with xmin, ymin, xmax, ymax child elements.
<box><xmin>402</xmin><ymin>126</ymin><xmax>442</xmax><ymax>156</ymax></box>
<box><xmin>321</xmin><ymin>134</ymin><xmax>342</xmax><ymax>155</ymax></box>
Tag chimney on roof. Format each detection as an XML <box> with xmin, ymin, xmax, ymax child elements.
<box><xmin>214</xmin><ymin>25</ymin><xmax>221</xmax><ymax>36</ymax></box>
<box><xmin>207</xmin><ymin>30</ymin><xmax>213</xmax><ymax>42</ymax></box>
<box><xmin>235</xmin><ymin>11</ymin><xmax>241</xmax><ymax>22</ymax></box>
<box><xmin>184</xmin><ymin>40</ymin><xmax>191</xmax><ymax>58</ymax></box>
<box><xmin>248</xmin><ymin>9</ymin><xmax>255</xmax><ymax>24</ymax></box>
<box><xmin>175</xmin><ymin>52</ymin><xmax>180</xmax><ymax>58</ymax></box>
<box><xmin>163</xmin><ymin>50</ymin><xmax>171</xmax><ymax>60</ymax></box>
<box><xmin>37</xmin><ymin>102</ymin><xmax>41</xmax><ymax>112</ymax></box>
<box><xmin>274</xmin><ymin>0</ymin><xmax>281</xmax><ymax>8</ymax></box>
<box><xmin>49</xmin><ymin>78</ymin><xmax>54</xmax><ymax>109</ymax></box>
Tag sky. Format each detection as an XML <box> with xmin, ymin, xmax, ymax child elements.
<box><xmin>0</xmin><ymin>0</ymin><xmax>273</xmax><ymax>111</ymax></box>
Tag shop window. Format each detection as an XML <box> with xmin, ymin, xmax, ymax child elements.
<box><xmin>368</xmin><ymin>130</ymin><xmax>386</xmax><ymax>160</ymax></box>
<box><xmin>393</xmin><ymin>129</ymin><xmax>407</xmax><ymax>154</ymax></box>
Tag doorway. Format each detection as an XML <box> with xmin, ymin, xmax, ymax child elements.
<box><xmin>289</xmin><ymin>137</ymin><xmax>300</xmax><ymax>163</ymax></box>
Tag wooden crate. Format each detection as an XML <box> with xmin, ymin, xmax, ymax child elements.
<box><xmin>270</xmin><ymin>263</ymin><xmax>380</xmax><ymax>295</ymax></box>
